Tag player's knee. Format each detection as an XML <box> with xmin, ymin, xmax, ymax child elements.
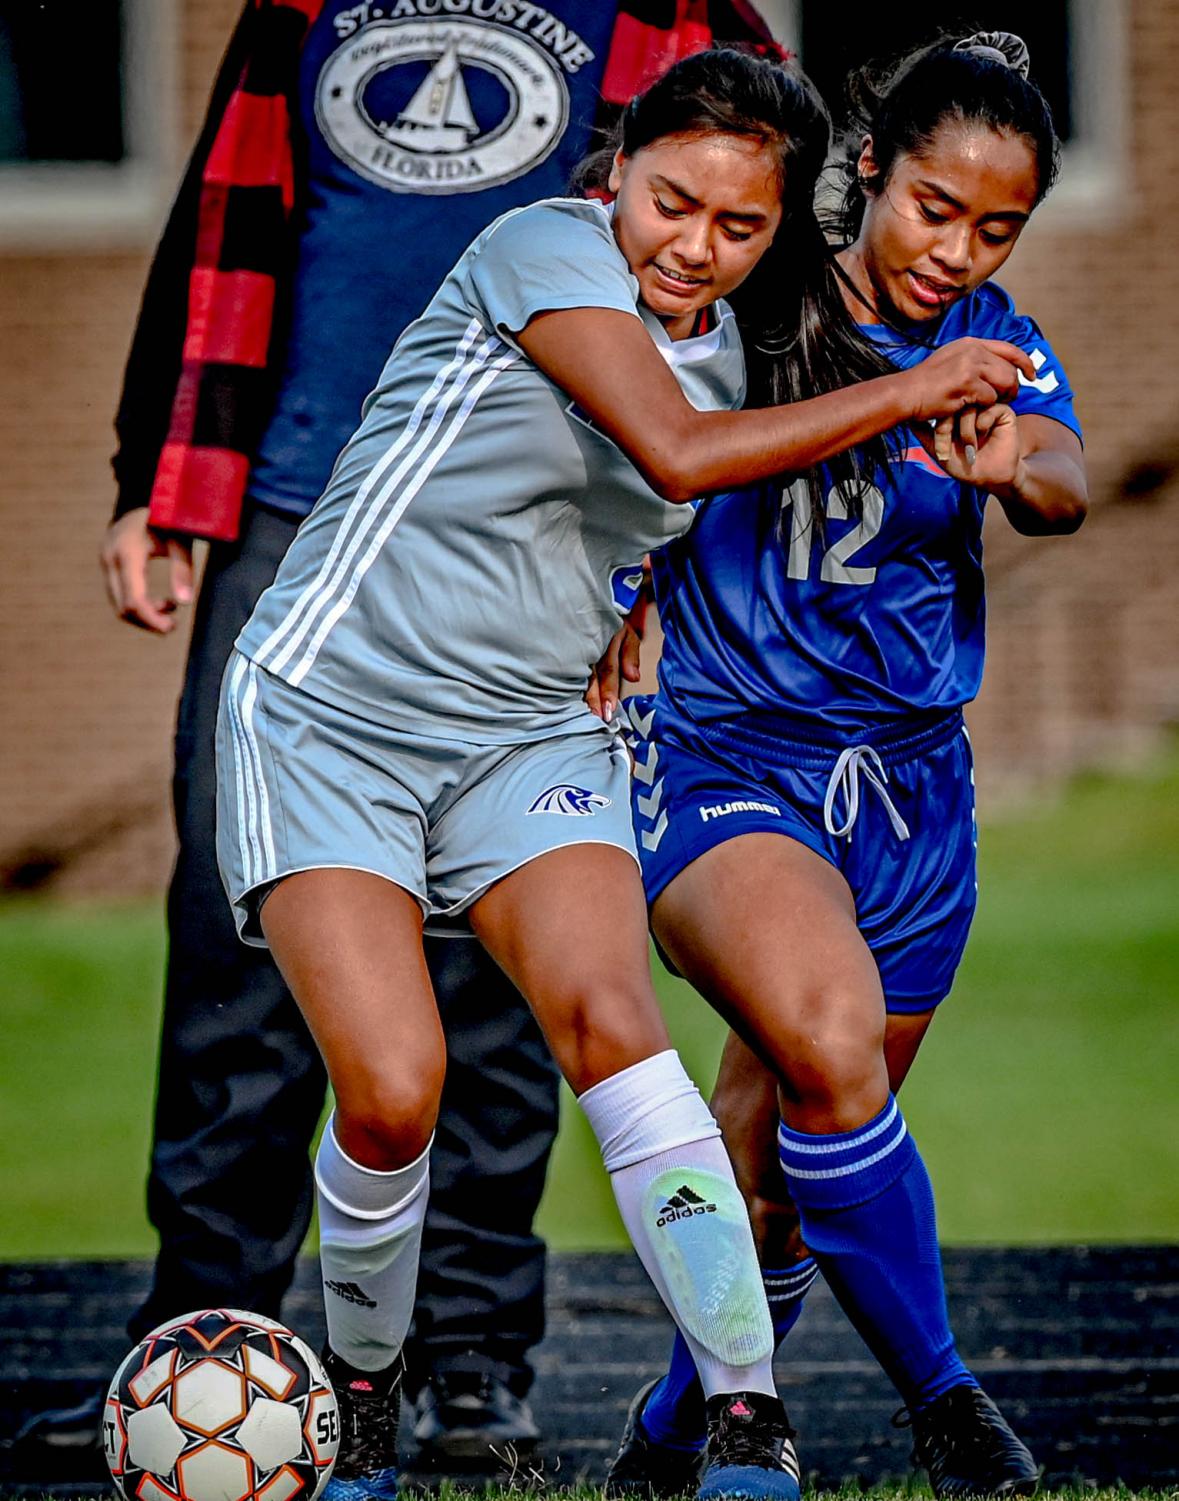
<box><xmin>546</xmin><ymin>981</ymin><xmax>669</xmax><ymax>1096</ymax></box>
<box><xmin>334</xmin><ymin>1062</ymin><xmax>443</xmax><ymax>1170</ymax></box>
<box><xmin>772</xmin><ymin>997</ymin><xmax>887</xmax><ymax>1127</ymax></box>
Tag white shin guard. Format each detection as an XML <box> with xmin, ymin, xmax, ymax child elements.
<box><xmin>579</xmin><ymin>1050</ymin><xmax>775</xmax><ymax>1398</ymax></box>
<box><xmin>314</xmin><ymin>1116</ymin><xmax>431</xmax><ymax>1373</ymax></box>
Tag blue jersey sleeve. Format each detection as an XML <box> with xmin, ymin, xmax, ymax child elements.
<box><xmin>969</xmin><ymin>283</ymin><xmax>1082</xmax><ymax>441</ymax></box>
<box><xmin>464</xmin><ymin>199</ymin><xmax>644</xmax><ymax>343</ymax></box>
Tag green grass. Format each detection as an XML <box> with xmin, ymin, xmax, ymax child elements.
<box><xmin>9</xmin><ymin>1482</ymin><xmax>1165</xmax><ymax>1494</ymax></box>
<box><xmin>2</xmin><ymin>750</ymin><xmax>1178</xmax><ymax>1259</ymax></box>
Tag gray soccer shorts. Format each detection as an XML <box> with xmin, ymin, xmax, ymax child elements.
<box><xmin>216</xmin><ymin>650</ymin><xmax>637</xmax><ymax>945</ymax></box>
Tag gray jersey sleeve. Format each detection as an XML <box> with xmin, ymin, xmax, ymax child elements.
<box><xmin>464</xmin><ymin>200</ymin><xmax>645</xmax><ymax>341</ymax></box>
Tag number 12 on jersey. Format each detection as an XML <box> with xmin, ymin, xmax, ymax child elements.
<box><xmin>780</xmin><ymin>480</ymin><xmax>884</xmax><ymax>586</ymax></box>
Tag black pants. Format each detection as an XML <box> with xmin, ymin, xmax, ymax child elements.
<box><xmin>133</xmin><ymin>503</ymin><xmax>561</xmax><ymax>1394</ymax></box>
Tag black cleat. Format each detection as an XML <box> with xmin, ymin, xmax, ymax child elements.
<box><xmin>697</xmin><ymin>1391</ymin><xmax>800</xmax><ymax>1501</ymax></box>
<box><xmin>10</xmin><ymin>1388</ymin><xmax>103</xmax><ymax>1452</ymax></box>
<box><xmin>411</xmin><ymin>1368</ymin><xmax>540</xmax><ymax>1472</ymax></box>
<box><xmin>605</xmin><ymin>1379</ymin><xmax>706</xmax><ymax>1497</ymax></box>
<box><xmin>908</xmin><ymin>1385</ymin><xmax>1039</xmax><ymax>1497</ymax></box>
<box><xmin>322</xmin><ymin>1348</ymin><xmax>404</xmax><ymax>1501</ymax></box>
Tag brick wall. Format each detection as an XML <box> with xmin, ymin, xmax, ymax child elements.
<box><xmin>1</xmin><ymin>0</ymin><xmax>1176</xmax><ymax>896</ymax></box>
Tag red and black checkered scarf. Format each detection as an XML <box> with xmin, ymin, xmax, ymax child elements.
<box><xmin>145</xmin><ymin>0</ymin><xmax>778</xmax><ymax>541</ymax></box>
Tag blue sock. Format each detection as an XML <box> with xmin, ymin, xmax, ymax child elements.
<box><xmin>777</xmin><ymin>1096</ymin><xmax>975</xmax><ymax>1412</ymax></box>
<box><xmin>640</xmin><ymin>1258</ymin><xmax>819</xmax><ymax>1449</ymax></box>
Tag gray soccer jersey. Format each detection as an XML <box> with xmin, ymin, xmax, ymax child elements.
<box><xmin>237</xmin><ymin>197</ymin><xmax>746</xmax><ymax>742</ymax></box>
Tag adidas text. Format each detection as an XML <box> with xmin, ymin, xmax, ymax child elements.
<box><xmin>656</xmin><ymin>1203</ymin><xmax>717</xmax><ymax>1227</ymax></box>
<box><xmin>325</xmin><ymin>1279</ymin><xmax>377</xmax><ymax>1308</ymax></box>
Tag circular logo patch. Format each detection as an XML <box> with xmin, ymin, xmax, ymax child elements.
<box><xmin>316</xmin><ymin>18</ymin><xmax>570</xmax><ymax>195</ymax></box>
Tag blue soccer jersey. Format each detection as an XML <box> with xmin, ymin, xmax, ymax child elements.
<box><xmin>652</xmin><ymin>282</ymin><xmax>1082</xmax><ymax>735</ymax></box>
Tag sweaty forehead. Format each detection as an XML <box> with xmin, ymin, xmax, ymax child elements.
<box><xmin>901</xmin><ymin>122</ymin><xmax>1039</xmax><ymax>209</ymax></box>
<box><xmin>641</xmin><ymin>132</ymin><xmax>783</xmax><ymax>205</ymax></box>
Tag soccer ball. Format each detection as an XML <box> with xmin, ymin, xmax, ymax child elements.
<box><xmin>103</xmin><ymin>1309</ymin><xmax>340</xmax><ymax>1501</ymax></box>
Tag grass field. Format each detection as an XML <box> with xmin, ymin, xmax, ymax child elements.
<box><xmin>2</xmin><ymin>748</ymin><xmax>1178</xmax><ymax>1259</ymax></box>
<box><xmin>12</xmin><ymin>1488</ymin><xmax>1174</xmax><ymax>1501</ymax></box>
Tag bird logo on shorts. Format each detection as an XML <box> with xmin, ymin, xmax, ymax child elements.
<box><xmin>526</xmin><ymin>784</ymin><xmax>613</xmax><ymax>816</ymax></box>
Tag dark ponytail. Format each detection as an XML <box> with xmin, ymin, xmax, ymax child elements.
<box><xmin>832</xmin><ymin>31</ymin><xmax>1061</xmax><ymax>245</ymax></box>
<box><xmin>574</xmin><ymin>47</ymin><xmax>900</xmax><ymax>524</ymax></box>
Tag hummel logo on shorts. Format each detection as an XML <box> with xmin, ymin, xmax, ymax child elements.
<box><xmin>325</xmin><ymin>1279</ymin><xmax>377</xmax><ymax>1308</ymax></box>
<box><xmin>699</xmin><ymin>799</ymin><xmax>781</xmax><ymax>822</ymax></box>
<box><xmin>656</xmin><ymin>1183</ymin><xmax>718</xmax><ymax>1228</ymax></box>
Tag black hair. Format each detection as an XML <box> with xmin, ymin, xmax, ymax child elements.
<box><xmin>573</xmin><ymin>46</ymin><xmax>900</xmax><ymax>525</ymax></box>
<box><xmin>831</xmin><ymin>32</ymin><xmax>1061</xmax><ymax>247</ymax></box>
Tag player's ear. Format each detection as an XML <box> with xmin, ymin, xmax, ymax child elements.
<box><xmin>856</xmin><ymin>135</ymin><xmax>880</xmax><ymax>196</ymax></box>
<box><xmin>607</xmin><ymin>148</ymin><xmax>626</xmax><ymax>196</ymax></box>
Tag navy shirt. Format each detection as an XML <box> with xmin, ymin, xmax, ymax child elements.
<box><xmin>248</xmin><ymin>0</ymin><xmax>618</xmax><ymax>518</ymax></box>
<box><xmin>653</xmin><ymin>282</ymin><xmax>1082</xmax><ymax>736</ymax></box>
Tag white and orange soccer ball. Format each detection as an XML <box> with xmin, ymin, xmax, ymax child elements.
<box><xmin>103</xmin><ymin>1309</ymin><xmax>340</xmax><ymax>1501</ymax></box>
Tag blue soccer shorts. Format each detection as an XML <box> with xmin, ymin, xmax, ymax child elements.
<box><xmin>623</xmin><ymin>694</ymin><xmax>978</xmax><ymax>1013</ymax></box>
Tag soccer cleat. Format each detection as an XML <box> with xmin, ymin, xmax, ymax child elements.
<box><xmin>697</xmin><ymin>1391</ymin><xmax>801</xmax><ymax>1501</ymax></box>
<box><xmin>322</xmin><ymin>1348</ymin><xmax>404</xmax><ymax>1501</ymax></box>
<box><xmin>411</xmin><ymin>1367</ymin><xmax>540</xmax><ymax>1470</ymax></box>
<box><xmin>605</xmin><ymin>1378</ymin><xmax>707</xmax><ymax>1497</ymax></box>
<box><xmin>907</xmin><ymin>1384</ymin><xmax>1039</xmax><ymax>1497</ymax></box>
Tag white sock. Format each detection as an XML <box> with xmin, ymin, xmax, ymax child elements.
<box><xmin>579</xmin><ymin>1050</ymin><xmax>775</xmax><ymax>1399</ymax></box>
<box><xmin>315</xmin><ymin>1115</ymin><xmax>431</xmax><ymax>1373</ymax></box>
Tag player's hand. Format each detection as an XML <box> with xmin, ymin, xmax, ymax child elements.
<box><xmin>933</xmin><ymin>403</ymin><xmax>1023</xmax><ymax>489</ymax></box>
<box><xmin>587</xmin><ymin>570</ymin><xmax>651</xmax><ymax>721</ymax></box>
<box><xmin>100</xmin><ymin>507</ymin><xmax>194</xmax><ymax>634</ymax></box>
<box><xmin>903</xmin><ymin>338</ymin><xmax>1036</xmax><ymax>422</ymax></box>
<box><xmin>586</xmin><ymin>619</ymin><xmax>644</xmax><ymax>721</ymax></box>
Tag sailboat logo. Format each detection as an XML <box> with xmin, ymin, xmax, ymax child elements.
<box><xmin>384</xmin><ymin>41</ymin><xmax>479</xmax><ymax>153</ymax></box>
<box><xmin>316</xmin><ymin>18</ymin><xmax>574</xmax><ymax>196</ymax></box>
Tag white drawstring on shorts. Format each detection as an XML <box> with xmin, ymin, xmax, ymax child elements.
<box><xmin>822</xmin><ymin>745</ymin><xmax>911</xmax><ymax>843</ymax></box>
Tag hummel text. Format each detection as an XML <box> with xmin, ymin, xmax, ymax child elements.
<box><xmin>699</xmin><ymin>800</ymin><xmax>781</xmax><ymax>822</ymax></box>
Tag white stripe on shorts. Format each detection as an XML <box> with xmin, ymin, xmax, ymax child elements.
<box><xmin>226</xmin><ymin>654</ymin><xmax>261</xmax><ymax>889</ymax></box>
<box><xmin>226</xmin><ymin>656</ymin><xmax>276</xmax><ymax>889</ymax></box>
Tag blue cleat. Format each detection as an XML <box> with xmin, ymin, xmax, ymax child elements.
<box><xmin>322</xmin><ymin>1349</ymin><xmax>404</xmax><ymax>1500</ymax></box>
<box><xmin>696</xmin><ymin>1392</ymin><xmax>801</xmax><ymax>1501</ymax></box>
<box><xmin>323</xmin><ymin>1467</ymin><xmax>400</xmax><ymax>1501</ymax></box>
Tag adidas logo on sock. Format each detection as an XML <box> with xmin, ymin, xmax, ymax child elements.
<box><xmin>325</xmin><ymin>1279</ymin><xmax>377</xmax><ymax>1308</ymax></box>
<box><xmin>655</xmin><ymin>1183</ymin><xmax>717</xmax><ymax>1228</ymax></box>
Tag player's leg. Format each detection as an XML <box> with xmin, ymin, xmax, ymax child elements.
<box><xmin>260</xmin><ymin>869</ymin><xmax>445</xmax><ymax>1500</ymax></box>
<box><xmin>620</xmin><ymin>1017</ymin><xmax>931</xmax><ymax>1486</ymax></box>
<box><xmin>407</xmin><ymin>935</ymin><xmax>558</xmax><ymax>1467</ymax></box>
<box><xmin>844</xmin><ymin>727</ymin><xmax>1037</xmax><ymax>1495</ymax></box>
<box><xmin>654</xmin><ymin>835</ymin><xmax>976</xmax><ymax>1411</ymax></box>
<box><xmin>615</xmin><ymin>1029</ymin><xmax>814</xmax><ymax>1492</ymax></box>
<box><xmin>471</xmin><ymin>845</ymin><xmax>801</xmax><ymax>1500</ymax></box>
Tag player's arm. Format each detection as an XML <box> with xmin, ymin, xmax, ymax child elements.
<box><xmin>934</xmin><ymin>407</ymin><xmax>1088</xmax><ymax>536</ymax></box>
<box><xmin>515</xmin><ymin>308</ymin><xmax>1037</xmax><ymax>503</ymax></box>
<box><xmin>992</xmin><ymin>413</ymin><xmax>1087</xmax><ymax>535</ymax></box>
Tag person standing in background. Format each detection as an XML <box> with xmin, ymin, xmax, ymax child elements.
<box><xmin>21</xmin><ymin>0</ymin><xmax>780</xmax><ymax>1475</ymax></box>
